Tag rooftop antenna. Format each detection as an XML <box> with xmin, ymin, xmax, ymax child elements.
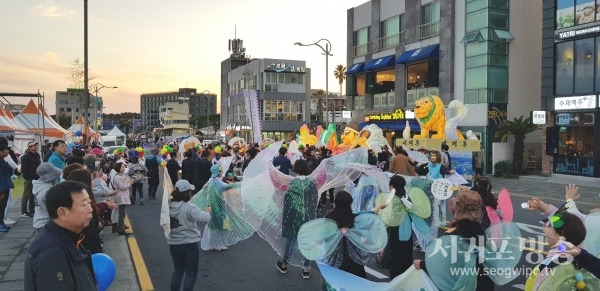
<box><xmin>228</xmin><ymin>24</ymin><xmax>246</xmax><ymax>59</ymax></box>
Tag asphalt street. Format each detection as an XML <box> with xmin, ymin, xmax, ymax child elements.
<box><xmin>126</xmin><ymin>175</ymin><xmax>600</xmax><ymax>291</ymax></box>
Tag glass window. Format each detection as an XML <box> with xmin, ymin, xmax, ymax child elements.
<box><xmin>421</xmin><ymin>1</ymin><xmax>440</xmax><ymax>24</ymax></box>
<box><xmin>265</xmin><ymin>73</ymin><xmax>271</xmax><ymax>83</ymax></box>
<box><xmin>489</xmin><ymin>9</ymin><xmax>509</xmax><ymax>30</ymax></box>
<box><xmin>383</xmin><ymin>15</ymin><xmax>400</xmax><ymax>37</ymax></box>
<box><xmin>355</xmin><ymin>27</ymin><xmax>369</xmax><ymax>46</ymax></box>
<box><xmin>461</xmin><ymin>31</ymin><xmax>484</xmax><ymax>44</ymax></box>
<box><xmin>298</xmin><ymin>75</ymin><xmax>304</xmax><ymax>84</ymax></box>
<box><xmin>285</xmin><ymin>74</ymin><xmax>291</xmax><ymax>84</ymax></box>
<box><xmin>406</xmin><ymin>62</ymin><xmax>430</xmax><ymax>89</ymax></box>
<box><xmin>466</xmin><ymin>9</ymin><xmax>487</xmax><ymax>32</ymax></box>
<box><xmin>494</xmin><ymin>30</ymin><xmax>514</xmax><ymax>41</ymax></box>
<box><xmin>574</xmin><ymin>38</ymin><xmax>594</xmax><ymax>93</ymax></box>
<box><xmin>556</xmin><ymin>0</ymin><xmax>575</xmax><ymax>28</ymax></box>
<box><xmin>399</xmin><ymin>14</ymin><xmax>405</xmax><ymax>32</ymax></box>
<box><xmin>488</xmin><ymin>67</ymin><xmax>508</xmax><ymax>90</ymax></box>
<box><xmin>290</xmin><ymin>74</ymin><xmax>298</xmax><ymax>84</ymax></box>
<box><xmin>278</xmin><ymin>73</ymin><xmax>285</xmax><ymax>84</ymax></box>
<box><xmin>595</xmin><ymin>37</ymin><xmax>600</xmax><ymax>90</ymax></box>
<box><xmin>466</xmin><ymin>67</ymin><xmax>487</xmax><ymax>90</ymax></box>
<box><xmin>575</xmin><ymin>0</ymin><xmax>595</xmax><ymax>26</ymax></box>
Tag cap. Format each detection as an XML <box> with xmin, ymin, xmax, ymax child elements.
<box><xmin>210</xmin><ymin>165</ymin><xmax>221</xmax><ymax>178</ymax></box>
<box><xmin>175</xmin><ymin>180</ymin><xmax>195</xmax><ymax>192</ymax></box>
<box><xmin>36</xmin><ymin>162</ymin><xmax>62</xmax><ymax>182</ymax></box>
<box><xmin>27</xmin><ymin>141</ymin><xmax>39</xmax><ymax>147</ymax></box>
<box><xmin>91</xmin><ymin>148</ymin><xmax>103</xmax><ymax>156</ymax></box>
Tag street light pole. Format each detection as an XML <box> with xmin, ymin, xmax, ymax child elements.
<box><xmin>92</xmin><ymin>83</ymin><xmax>117</xmax><ymax>130</ymax></box>
<box><xmin>83</xmin><ymin>0</ymin><xmax>89</xmax><ymax>131</ymax></box>
<box><xmin>294</xmin><ymin>39</ymin><xmax>333</xmax><ymax>124</ymax></box>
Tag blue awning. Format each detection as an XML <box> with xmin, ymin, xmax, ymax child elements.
<box><xmin>360</xmin><ymin>120</ymin><xmax>421</xmax><ymax>131</ymax></box>
<box><xmin>396</xmin><ymin>44</ymin><xmax>439</xmax><ymax>64</ymax></box>
<box><xmin>345</xmin><ymin>62</ymin><xmax>365</xmax><ymax>75</ymax></box>
<box><xmin>364</xmin><ymin>55</ymin><xmax>396</xmax><ymax>71</ymax></box>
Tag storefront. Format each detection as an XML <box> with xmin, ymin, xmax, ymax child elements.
<box><xmin>359</xmin><ymin>108</ymin><xmax>419</xmax><ymax>146</ymax></box>
<box><xmin>365</xmin><ymin>55</ymin><xmax>397</xmax><ymax>110</ymax></box>
<box><xmin>548</xmin><ymin>96</ymin><xmax>597</xmax><ymax>177</ymax></box>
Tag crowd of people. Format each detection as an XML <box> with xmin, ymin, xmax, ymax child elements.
<box><xmin>0</xmin><ymin>135</ymin><xmax>596</xmax><ymax>291</ymax></box>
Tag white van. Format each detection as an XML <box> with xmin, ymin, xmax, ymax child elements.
<box><xmin>101</xmin><ymin>136</ymin><xmax>118</xmax><ymax>152</ymax></box>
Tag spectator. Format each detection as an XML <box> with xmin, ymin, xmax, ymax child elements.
<box><xmin>112</xmin><ymin>162</ymin><xmax>134</xmax><ymax>235</ymax></box>
<box><xmin>24</xmin><ymin>181</ymin><xmax>97</xmax><ymax>290</ymax></box>
<box><xmin>66</xmin><ymin>156</ymin><xmax>84</xmax><ymax>166</ymax></box>
<box><xmin>194</xmin><ymin>150</ymin><xmax>213</xmax><ymax>191</ymax></box>
<box><xmin>145</xmin><ymin>149</ymin><xmax>160</xmax><ymax>200</ymax></box>
<box><xmin>65</xmin><ymin>169</ymin><xmax>103</xmax><ymax>254</ymax></box>
<box><xmin>41</xmin><ymin>139</ymin><xmax>50</xmax><ymax>161</ymax></box>
<box><xmin>32</xmin><ymin>163</ymin><xmax>62</xmax><ymax>232</ymax></box>
<box><xmin>231</xmin><ymin>147</ymin><xmax>244</xmax><ymax>175</ymax></box>
<box><xmin>3</xmin><ymin>148</ymin><xmax>17</xmax><ymax>226</ymax></box>
<box><xmin>48</xmin><ymin>140</ymin><xmax>67</xmax><ymax>182</ymax></box>
<box><xmin>181</xmin><ymin>150</ymin><xmax>195</xmax><ymax>183</ymax></box>
<box><xmin>273</xmin><ymin>147</ymin><xmax>292</xmax><ymax>175</ymax></box>
<box><xmin>21</xmin><ymin>141</ymin><xmax>41</xmax><ymax>218</ymax></box>
<box><xmin>0</xmin><ymin>144</ymin><xmax>14</xmax><ymax>232</ymax></box>
<box><xmin>441</xmin><ymin>144</ymin><xmax>452</xmax><ymax>170</ymax></box>
<box><xmin>128</xmin><ymin>157</ymin><xmax>148</xmax><ymax>205</ymax></box>
<box><xmin>389</xmin><ymin>146</ymin><xmax>416</xmax><ymax>176</ymax></box>
<box><xmin>242</xmin><ymin>147</ymin><xmax>257</xmax><ymax>173</ymax></box>
<box><xmin>167</xmin><ymin>152</ymin><xmax>181</xmax><ymax>186</ymax></box>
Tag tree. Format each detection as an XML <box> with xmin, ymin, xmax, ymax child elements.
<box><xmin>51</xmin><ymin>114</ymin><xmax>72</xmax><ymax>129</ymax></box>
<box><xmin>65</xmin><ymin>58</ymin><xmax>95</xmax><ymax>90</ymax></box>
<box><xmin>189</xmin><ymin>114</ymin><xmax>220</xmax><ymax>134</ymax></box>
<box><xmin>495</xmin><ymin>116</ymin><xmax>542</xmax><ymax>175</ymax></box>
<box><xmin>311</xmin><ymin>89</ymin><xmax>326</xmax><ymax>122</ymax></box>
<box><xmin>333</xmin><ymin>64</ymin><xmax>346</xmax><ymax>96</ymax></box>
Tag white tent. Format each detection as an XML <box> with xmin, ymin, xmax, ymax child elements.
<box><xmin>107</xmin><ymin>125</ymin><xmax>126</xmax><ymax>145</ymax></box>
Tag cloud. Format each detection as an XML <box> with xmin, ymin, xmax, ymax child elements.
<box><xmin>31</xmin><ymin>3</ymin><xmax>75</xmax><ymax>17</ymax></box>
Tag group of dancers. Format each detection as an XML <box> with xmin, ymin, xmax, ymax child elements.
<box><xmin>165</xmin><ymin>139</ymin><xmax>600</xmax><ymax>291</ymax></box>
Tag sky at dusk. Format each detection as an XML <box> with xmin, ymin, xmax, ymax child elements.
<box><xmin>0</xmin><ymin>0</ymin><xmax>368</xmax><ymax>114</ymax></box>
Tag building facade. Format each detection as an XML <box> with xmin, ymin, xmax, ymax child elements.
<box><xmin>540</xmin><ymin>0</ymin><xmax>600</xmax><ymax>178</ymax></box>
<box><xmin>56</xmin><ymin>89</ymin><xmax>104</xmax><ymax>128</ymax></box>
<box><xmin>221</xmin><ymin>58</ymin><xmax>311</xmax><ymax>142</ymax></box>
<box><xmin>346</xmin><ymin>0</ymin><xmax>542</xmax><ymax>173</ymax></box>
<box><xmin>140</xmin><ymin>88</ymin><xmax>216</xmax><ymax>132</ymax></box>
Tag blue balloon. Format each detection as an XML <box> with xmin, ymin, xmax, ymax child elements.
<box><xmin>131</xmin><ymin>151</ymin><xmax>138</xmax><ymax>157</ymax></box>
<box><xmin>75</xmin><ymin>131</ymin><xmax>82</xmax><ymax>137</ymax></box>
<box><xmin>91</xmin><ymin>253</ymin><xmax>116</xmax><ymax>291</ymax></box>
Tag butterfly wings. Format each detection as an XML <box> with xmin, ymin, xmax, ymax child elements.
<box><xmin>584</xmin><ymin>212</ymin><xmax>600</xmax><ymax>257</ymax></box>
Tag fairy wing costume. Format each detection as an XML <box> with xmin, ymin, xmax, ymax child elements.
<box><xmin>242</xmin><ymin>141</ymin><xmax>369</xmax><ymax>266</ymax></box>
<box><xmin>408</xmin><ymin>177</ymin><xmax>446</xmax><ymax>251</ymax></box>
<box><xmin>424</xmin><ymin>222</ymin><xmax>524</xmax><ymax>291</ymax></box>
<box><xmin>297</xmin><ymin>213</ymin><xmax>388</xmax><ymax>267</ymax></box>
<box><xmin>345</xmin><ymin>165</ymin><xmax>389</xmax><ymax>213</ymax></box>
<box><xmin>486</xmin><ymin>188</ymin><xmax>514</xmax><ymax>226</ymax></box>
<box><xmin>375</xmin><ymin>186</ymin><xmax>432</xmax><ymax>241</ymax></box>
<box><xmin>189</xmin><ymin>178</ymin><xmax>254</xmax><ymax>247</ymax></box>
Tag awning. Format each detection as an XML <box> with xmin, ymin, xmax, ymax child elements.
<box><xmin>364</xmin><ymin>55</ymin><xmax>396</xmax><ymax>71</ymax></box>
<box><xmin>359</xmin><ymin>120</ymin><xmax>421</xmax><ymax>131</ymax></box>
<box><xmin>345</xmin><ymin>62</ymin><xmax>365</xmax><ymax>75</ymax></box>
<box><xmin>396</xmin><ymin>44</ymin><xmax>439</xmax><ymax>64</ymax></box>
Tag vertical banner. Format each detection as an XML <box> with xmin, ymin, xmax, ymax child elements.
<box><xmin>449</xmin><ymin>151</ymin><xmax>473</xmax><ymax>181</ymax></box>
<box><xmin>243</xmin><ymin>90</ymin><xmax>252</xmax><ymax>125</ymax></box>
<box><xmin>249</xmin><ymin>90</ymin><xmax>262</xmax><ymax>143</ymax></box>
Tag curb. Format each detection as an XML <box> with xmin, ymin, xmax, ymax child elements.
<box><xmin>124</xmin><ymin>215</ymin><xmax>154</xmax><ymax>291</ymax></box>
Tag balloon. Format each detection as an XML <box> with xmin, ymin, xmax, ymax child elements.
<box><xmin>195</xmin><ymin>144</ymin><xmax>200</xmax><ymax>150</ymax></box>
<box><xmin>113</xmin><ymin>150</ymin><xmax>119</xmax><ymax>155</ymax></box>
<box><xmin>75</xmin><ymin>131</ymin><xmax>82</xmax><ymax>137</ymax></box>
<box><xmin>131</xmin><ymin>151</ymin><xmax>138</xmax><ymax>157</ymax></box>
<box><xmin>214</xmin><ymin>146</ymin><xmax>222</xmax><ymax>154</ymax></box>
<box><xmin>162</xmin><ymin>154</ymin><xmax>167</xmax><ymax>159</ymax></box>
<box><xmin>118</xmin><ymin>147</ymin><xmax>124</xmax><ymax>152</ymax></box>
<box><xmin>91</xmin><ymin>253</ymin><xmax>116</xmax><ymax>291</ymax></box>
<box><xmin>161</xmin><ymin>161</ymin><xmax>167</xmax><ymax>167</ymax></box>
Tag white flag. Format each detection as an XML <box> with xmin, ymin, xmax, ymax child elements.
<box><xmin>160</xmin><ymin>168</ymin><xmax>173</xmax><ymax>237</ymax></box>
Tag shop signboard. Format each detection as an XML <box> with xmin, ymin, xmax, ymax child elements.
<box><xmin>555</xmin><ymin>24</ymin><xmax>600</xmax><ymax>41</ymax></box>
<box><xmin>488</xmin><ymin>103</ymin><xmax>508</xmax><ymax>128</ymax></box>
<box><xmin>394</xmin><ymin>138</ymin><xmax>480</xmax><ymax>151</ymax></box>
<box><xmin>531</xmin><ymin>111</ymin><xmax>546</xmax><ymax>125</ymax></box>
<box><xmin>554</xmin><ymin>95</ymin><xmax>596</xmax><ymax>110</ymax></box>
<box><xmin>342</xmin><ymin>111</ymin><xmax>352</xmax><ymax>118</ymax></box>
<box><xmin>365</xmin><ymin>109</ymin><xmax>408</xmax><ymax>122</ymax></box>
<box><xmin>265</xmin><ymin>63</ymin><xmax>306</xmax><ymax>73</ymax></box>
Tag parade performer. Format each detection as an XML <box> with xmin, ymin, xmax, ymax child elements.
<box><xmin>469</xmin><ymin>176</ymin><xmax>513</xmax><ymax>230</ymax></box>
<box><xmin>190</xmin><ymin>165</ymin><xmax>254</xmax><ymax>251</ymax></box>
<box><xmin>333</xmin><ymin>121</ymin><xmax>360</xmax><ymax>155</ymax></box>
<box><xmin>242</xmin><ymin>141</ymin><xmax>368</xmax><ymax>279</ymax></box>
<box><xmin>375</xmin><ymin>175</ymin><xmax>431</xmax><ymax>278</ymax></box>
<box><xmin>415</xmin><ymin>190</ymin><xmax>523</xmax><ymax>291</ymax></box>
<box><xmin>297</xmin><ymin>191</ymin><xmax>388</xmax><ymax>290</ymax></box>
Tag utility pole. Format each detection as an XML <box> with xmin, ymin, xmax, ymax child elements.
<box><xmin>83</xmin><ymin>0</ymin><xmax>89</xmax><ymax>145</ymax></box>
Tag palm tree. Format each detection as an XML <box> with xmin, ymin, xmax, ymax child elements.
<box><xmin>495</xmin><ymin>116</ymin><xmax>542</xmax><ymax>175</ymax></box>
<box><xmin>311</xmin><ymin>89</ymin><xmax>326</xmax><ymax>122</ymax></box>
<box><xmin>333</xmin><ymin>64</ymin><xmax>346</xmax><ymax>97</ymax></box>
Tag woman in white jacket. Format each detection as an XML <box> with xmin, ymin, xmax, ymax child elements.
<box><xmin>112</xmin><ymin>162</ymin><xmax>134</xmax><ymax>235</ymax></box>
<box><xmin>168</xmin><ymin>179</ymin><xmax>211</xmax><ymax>291</ymax></box>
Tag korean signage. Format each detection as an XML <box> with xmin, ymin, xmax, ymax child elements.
<box><xmin>364</xmin><ymin>109</ymin><xmax>412</xmax><ymax>122</ymax></box>
<box><xmin>265</xmin><ymin>63</ymin><xmax>306</xmax><ymax>73</ymax></box>
<box><xmin>342</xmin><ymin>111</ymin><xmax>352</xmax><ymax>119</ymax></box>
<box><xmin>555</xmin><ymin>24</ymin><xmax>600</xmax><ymax>41</ymax></box>
<box><xmin>554</xmin><ymin>95</ymin><xmax>596</xmax><ymax>110</ymax></box>
<box><xmin>531</xmin><ymin>111</ymin><xmax>546</xmax><ymax>125</ymax></box>
<box><xmin>394</xmin><ymin>138</ymin><xmax>480</xmax><ymax>151</ymax></box>
<box><xmin>488</xmin><ymin>103</ymin><xmax>508</xmax><ymax>128</ymax></box>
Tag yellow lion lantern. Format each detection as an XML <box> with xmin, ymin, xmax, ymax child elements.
<box><xmin>414</xmin><ymin>95</ymin><xmax>465</xmax><ymax>139</ymax></box>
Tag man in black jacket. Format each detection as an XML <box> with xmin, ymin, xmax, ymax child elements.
<box><xmin>193</xmin><ymin>150</ymin><xmax>213</xmax><ymax>192</ymax></box>
<box><xmin>21</xmin><ymin>141</ymin><xmax>41</xmax><ymax>217</ymax></box>
<box><xmin>24</xmin><ymin>181</ymin><xmax>97</xmax><ymax>291</ymax></box>
<box><xmin>145</xmin><ymin>149</ymin><xmax>160</xmax><ymax>200</ymax></box>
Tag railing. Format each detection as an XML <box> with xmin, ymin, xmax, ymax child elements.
<box><xmin>378</xmin><ymin>32</ymin><xmax>405</xmax><ymax>51</ymax></box>
<box><xmin>351</xmin><ymin>43</ymin><xmax>370</xmax><ymax>58</ymax></box>
<box><xmin>406</xmin><ymin>87</ymin><xmax>439</xmax><ymax>107</ymax></box>
<box><xmin>373</xmin><ymin>92</ymin><xmax>396</xmax><ymax>109</ymax></box>
<box><xmin>418</xmin><ymin>21</ymin><xmax>441</xmax><ymax>40</ymax></box>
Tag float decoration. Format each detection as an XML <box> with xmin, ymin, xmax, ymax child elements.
<box><xmin>413</xmin><ymin>95</ymin><xmax>467</xmax><ymax>139</ymax></box>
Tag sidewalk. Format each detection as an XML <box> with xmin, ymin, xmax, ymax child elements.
<box><xmin>0</xmin><ymin>197</ymin><xmax>140</xmax><ymax>291</ymax></box>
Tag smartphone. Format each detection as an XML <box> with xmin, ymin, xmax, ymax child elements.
<box><xmin>94</xmin><ymin>161</ymin><xmax>101</xmax><ymax>172</ymax></box>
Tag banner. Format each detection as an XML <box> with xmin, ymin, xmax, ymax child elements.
<box><xmin>247</xmin><ymin>90</ymin><xmax>262</xmax><ymax>143</ymax></box>
<box><xmin>449</xmin><ymin>151</ymin><xmax>473</xmax><ymax>181</ymax></box>
<box><xmin>395</xmin><ymin>138</ymin><xmax>480</xmax><ymax>151</ymax></box>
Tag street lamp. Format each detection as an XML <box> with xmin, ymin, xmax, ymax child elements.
<box><xmin>295</xmin><ymin>39</ymin><xmax>333</xmax><ymax>124</ymax></box>
<box><xmin>92</xmin><ymin>83</ymin><xmax>117</xmax><ymax>130</ymax></box>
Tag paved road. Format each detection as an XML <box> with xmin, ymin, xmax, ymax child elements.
<box><xmin>127</xmin><ymin>174</ymin><xmax>600</xmax><ymax>291</ymax></box>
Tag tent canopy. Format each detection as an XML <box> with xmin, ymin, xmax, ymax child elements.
<box><xmin>107</xmin><ymin>125</ymin><xmax>126</xmax><ymax>137</ymax></box>
<box><xmin>67</xmin><ymin>117</ymin><xmax>99</xmax><ymax>137</ymax></box>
